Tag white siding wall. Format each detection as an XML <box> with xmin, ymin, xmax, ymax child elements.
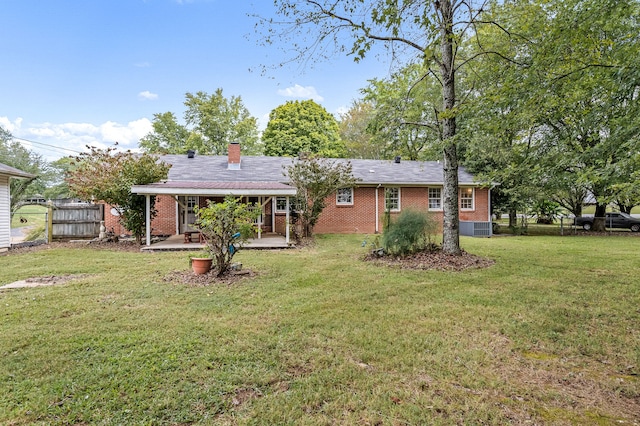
<box><xmin>0</xmin><ymin>175</ymin><xmax>10</xmax><ymax>249</ymax></box>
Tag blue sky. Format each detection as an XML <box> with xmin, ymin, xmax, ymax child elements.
<box><xmin>1</xmin><ymin>0</ymin><xmax>392</xmax><ymax>161</ymax></box>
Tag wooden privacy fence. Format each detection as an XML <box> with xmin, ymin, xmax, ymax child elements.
<box><xmin>48</xmin><ymin>203</ymin><xmax>104</xmax><ymax>240</ymax></box>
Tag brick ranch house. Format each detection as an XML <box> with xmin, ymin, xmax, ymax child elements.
<box><xmin>104</xmin><ymin>143</ymin><xmax>492</xmax><ymax>246</ymax></box>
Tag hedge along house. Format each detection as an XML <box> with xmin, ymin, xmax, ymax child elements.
<box><xmin>0</xmin><ymin>162</ymin><xmax>35</xmax><ymax>252</ymax></box>
<box><xmin>122</xmin><ymin>143</ymin><xmax>492</xmax><ymax>247</ymax></box>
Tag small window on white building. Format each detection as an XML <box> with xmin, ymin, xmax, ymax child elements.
<box><xmin>385</xmin><ymin>187</ymin><xmax>400</xmax><ymax>211</ymax></box>
<box><xmin>336</xmin><ymin>187</ymin><xmax>354</xmax><ymax>205</ymax></box>
<box><xmin>428</xmin><ymin>187</ymin><xmax>442</xmax><ymax>210</ymax></box>
<box><xmin>460</xmin><ymin>187</ymin><xmax>474</xmax><ymax>210</ymax></box>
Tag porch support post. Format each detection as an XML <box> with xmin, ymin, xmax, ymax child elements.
<box><xmin>285</xmin><ymin>196</ymin><xmax>290</xmax><ymax>244</ymax></box>
<box><xmin>145</xmin><ymin>194</ymin><xmax>151</xmax><ymax>246</ymax></box>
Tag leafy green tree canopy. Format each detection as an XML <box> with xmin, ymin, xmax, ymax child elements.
<box><xmin>263</xmin><ymin>100</ymin><xmax>346</xmax><ymax>158</ymax></box>
<box><xmin>66</xmin><ymin>144</ymin><xmax>171</xmax><ymax>244</ymax></box>
<box><xmin>140</xmin><ymin>89</ymin><xmax>260</xmax><ymax>156</ymax></box>
<box><xmin>286</xmin><ymin>156</ymin><xmax>359</xmax><ymax>239</ymax></box>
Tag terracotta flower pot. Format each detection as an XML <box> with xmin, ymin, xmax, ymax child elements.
<box><xmin>191</xmin><ymin>257</ymin><xmax>213</xmax><ymax>275</ymax></box>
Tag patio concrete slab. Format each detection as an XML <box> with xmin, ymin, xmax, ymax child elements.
<box><xmin>141</xmin><ymin>233</ymin><xmax>293</xmax><ymax>252</ymax></box>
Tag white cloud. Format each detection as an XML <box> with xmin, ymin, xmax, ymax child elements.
<box><xmin>277</xmin><ymin>84</ymin><xmax>324</xmax><ymax>102</ymax></box>
<box><xmin>134</xmin><ymin>61</ymin><xmax>151</xmax><ymax>68</ymax></box>
<box><xmin>0</xmin><ymin>116</ymin><xmax>23</xmax><ymax>134</ymax></box>
<box><xmin>138</xmin><ymin>90</ymin><xmax>159</xmax><ymax>101</ymax></box>
<box><xmin>1</xmin><ymin>116</ymin><xmax>152</xmax><ymax>161</ymax></box>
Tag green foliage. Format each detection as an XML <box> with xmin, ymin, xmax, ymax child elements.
<box><xmin>194</xmin><ymin>196</ymin><xmax>260</xmax><ymax>277</ymax></box>
<box><xmin>140</xmin><ymin>89</ymin><xmax>260</xmax><ymax>155</ymax></box>
<box><xmin>286</xmin><ymin>156</ymin><xmax>359</xmax><ymax>239</ymax></box>
<box><xmin>66</xmin><ymin>145</ymin><xmax>170</xmax><ymax>244</ymax></box>
<box><xmin>338</xmin><ymin>100</ymin><xmax>381</xmax><ymax>159</ymax></box>
<box><xmin>464</xmin><ymin>0</ymin><xmax>640</xmax><ymax>225</ymax></box>
<box><xmin>532</xmin><ymin>200</ymin><xmax>562</xmax><ymax>224</ymax></box>
<box><xmin>0</xmin><ymin>126</ymin><xmax>49</xmax><ymax>213</ymax></box>
<box><xmin>262</xmin><ymin>100</ymin><xmax>346</xmax><ymax>158</ymax></box>
<box><xmin>362</xmin><ymin>63</ymin><xmax>443</xmax><ymax>161</ymax></box>
<box><xmin>382</xmin><ymin>209</ymin><xmax>439</xmax><ymax>256</ymax></box>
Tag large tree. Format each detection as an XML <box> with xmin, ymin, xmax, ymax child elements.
<box><xmin>140</xmin><ymin>89</ymin><xmax>261</xmax><ymax>156</ymax></box>
<box><xmin>362</xmin><ymin>63</ymin><xmax>443</xmax><ymax>161</ymax></box>
<box><xmin>338</xmin><ymin>100</ymin><xmax>380</xmax><ymax>159</ymax></box>
<box><xmin>465</xmin><ymin>0</ymin><xmax>640</xmax><ymax>230</ymax></box>
<box><xmin>263</xmin><ymin>100</ymin><xmax>346</xmax><ymax>158</ymax></box>
<box><xmin>262</xmin><ymin>0</ymin><xmax>497</xmax><ymax>255</ymax></box>
<box><xmin>66</xmin><ymin>145</ymin><xmax>171</xmax><ymax>244</ymax></box>
<box><xmin>0</xmin><ymin>127</ymin><xmax>48</xmax><ymax>214</ymax></box>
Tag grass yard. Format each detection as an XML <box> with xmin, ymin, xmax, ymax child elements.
<box><xmin>1</xmin><ymin>235</ymin><xmax>639</xmax><ymax>425</ymax></box>
<box><xmin>10</xmin><ymin>205</ymin><xmax>48</xmax><ymax>229</ymax></box>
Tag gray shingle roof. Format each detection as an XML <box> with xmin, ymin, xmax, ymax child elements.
<box><xmin>0</xmin><ymin>162</ymin><xmax>35</xmax><ymax>179</ymax></box>
<box><xmin>160</xmin><ymin>154</ymin><xmax>477</xmax><ymax>186</ymax></box>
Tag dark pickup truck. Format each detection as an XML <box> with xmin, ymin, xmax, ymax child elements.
<box><xmin>574</xmin><ymin>212</ymin><xmax>640</xmax><ymax>232</ymax></box>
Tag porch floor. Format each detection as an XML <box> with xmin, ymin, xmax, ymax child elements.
<box><xmin>141</xmin><ymin>233</ymin><xmax>293</xmax><ymax>252</ymax></box>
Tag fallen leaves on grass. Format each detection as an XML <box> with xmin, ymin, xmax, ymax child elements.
<box><xmin>163</xmin><ymin>269</ymin><xmax>255</xmax><ymax>286</ymax></box>
<box><xmin>364</xmin><ymin>249</ymin><xmax>495</xmax><ymax>271</ymax></box>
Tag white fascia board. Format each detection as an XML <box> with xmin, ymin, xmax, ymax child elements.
<box><xmin>131</xmin><ymin>186</ymin><xmax>297</xmax><ymax>197</ymax></box>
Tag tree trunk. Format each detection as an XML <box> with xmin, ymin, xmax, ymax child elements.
<box><xmin>438</xmin><ymin>0</ymin><xmax>461</xmax><ymax>255</ymax></box>
<box><xmin>508</xmin><ymin>209</ymin><xmax>518</xmax><ymax>228</ymax></box>
<box><xmin>592</xmin><ymin>203</ymin><xmax>607</xmax><ymax>232</ymax></box>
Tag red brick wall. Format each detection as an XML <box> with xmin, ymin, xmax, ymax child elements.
<box><xmin>105</xmin><ymin>186</ymin><xmax>490</xmax><ymax>236</ymax></box>
<box><xmin>103</xmin><ymin>195</ymin><xmax>177</xmax><ymax>236</ymax></box>
<box><xmin>313</xmin><ymin>185</ymin><xmax>490</xmax><ymax>234</ymax></box>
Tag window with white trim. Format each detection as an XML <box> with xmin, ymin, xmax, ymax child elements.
<box><xmin>384</xmin><ymin>187</ymin><xmax>400</xmax><ymax>211</ymax></box>
<box><xmin>275</xmin><ymin>197</ymin><xmax>288</xmax><ymax>213</ymax></box>
<box><xmin>460</xmin><ymin>187</ymin><xmax>474</xmax><ymax>210</ymax></box>
<box><xmin>336</xmin><ymin>187</ymin><xmax>354</xmax><ymax>205</ymax></box>
<box><xmin>428</xmin><ymin>187</ymin><xmax>442</xmax><ymax>210</ymax></box>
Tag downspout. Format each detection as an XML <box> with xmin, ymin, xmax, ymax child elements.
<box><xmin>488</xmin><ymin>186</ymin><xmax>493</xmax><ymax>236</ymax></box>
<box><xmin>375</xmin><ymin>184</ymin><xmax>381</xmax><ymax>233</ymax></box>
<box><xmin>145</xmin><ymin>194</ymin><xmax>151</xmax><ymax>246</ymax></box>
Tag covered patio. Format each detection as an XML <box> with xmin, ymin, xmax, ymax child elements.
<box><xmin>131</xmin><ymin>181</ymin><xmax>297</xmax><ymax>248</ymax></box>
<box><xmin>140</xmin><ymin>233</ymin><xmax>292</xmax><ymax>252</ymax></box>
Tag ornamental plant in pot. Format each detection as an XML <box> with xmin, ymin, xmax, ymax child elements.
<box><xmin>193</xmin><ymin>196</ymin><xmax>259</xmax><ymax>277</ymax></box>
<box><xmin>189</xmin><ymin>250</ymin><xmax>214</xmax><ymax>275</ymax></box>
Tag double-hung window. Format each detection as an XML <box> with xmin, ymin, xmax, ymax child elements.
<box><xmin>460</xmin><ymin>188</ymin><xmax>474</xmax><ymax>210</ymax></box>
<box><xmin>275</xmin><ymin>197</ymin><xmax>288</xmax><ymax>213</ymax></box>
<box><xmin>428</xmin><ymin>187</ymin><xmax>442</xmax><ymax>210</ymax></box>
<box><xmin>384</xmin><ymin>187</ymin><xmax>400</xmax><ymax>211</ymax></box>
<box><xmin>336</xmin><ymin>187</ymin><xmax>354</xmax><ymax>205</ymax></box>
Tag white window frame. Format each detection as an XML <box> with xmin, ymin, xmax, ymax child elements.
<box><xmin>428</xmin><ymin>187</ymin><xmax>442</xmax><ymax>211</ymax></box>
<box><xmin>384</xmin><ymin>187</ymin><xmax>401</xmax><ymax>212</ymax></box>
<box><xmin>336</xmin><ymin>187</ymin><xmax>354</xmax><ymax>205</ymax></box>
<box><xmin>460</xmin><ymin>187</ymin><xmax>475</xmax><ymax>211</ymax></box>
<box><xmin>275</xmin><ymin>197</ymin><xmax>288</xmax><ymax>213</ymax></box>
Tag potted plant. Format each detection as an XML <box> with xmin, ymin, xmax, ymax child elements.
<box><xmin>189</xmin><ymin>250</ymin><xmax>213</xmax><ymax>275</ymax></box>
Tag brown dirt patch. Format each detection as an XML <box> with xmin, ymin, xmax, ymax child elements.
<box><xmin>364</xmin><ymin>249</ymin><xmax>495</xmax><ymax>271</ymax></box>
<box><xmin>162</xmin><ymin>269</ymin><xmax>255</xmax><ymax>286</ymax></box>
<box><xmin>0</xmin><ymin>274</ymin><xmax>90</xmax><ymax>289</ymax></box>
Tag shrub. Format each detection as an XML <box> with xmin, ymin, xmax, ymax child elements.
<box><xmin>194</xmin><ymin>196</ymin><xmax>260</xmax><ymax>277</ymax></box>
<box><xmin>382</xmin><ymin>209</ymin><xmax>438</xmax><ymax>256</ymax></box>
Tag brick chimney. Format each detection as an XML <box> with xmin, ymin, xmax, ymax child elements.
<box><xmin>228</xmin><ymin>142</ymin><xmax>241</xmax><ymax>170</ymax></box>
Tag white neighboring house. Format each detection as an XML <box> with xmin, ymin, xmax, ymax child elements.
<box><xmin>0</xmin><ymin>162</ymin><xmax>35</xmax><ymax>252</ymax></box>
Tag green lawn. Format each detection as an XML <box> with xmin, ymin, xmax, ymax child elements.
<box><xmin>10</xmin><ymin>205</ymin><xmax>48</xmax><ymax>229</ymax></box>
<box><xmin>1</xmin><ymin>235</ymin><xmax>639</xmax><ymax>425</ymax></box>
